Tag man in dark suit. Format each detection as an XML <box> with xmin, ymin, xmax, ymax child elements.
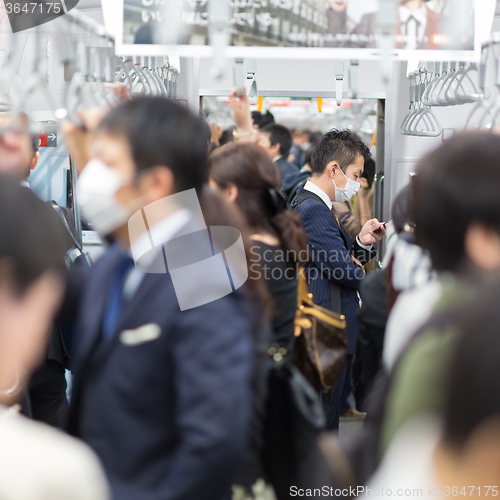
<box><xmin>258</xmin><ymin>123</ymin><xmax>299</xmax><ymax>183</ymax></box>
<box><xmin>61</xmin><ymin>97</ymin><xmax>254</xmax><ymax>500</ymax></box>
<box><xmin>291</xmin><ymin>129</ymin><xmax>385</xmax><ymax>428</ymax></box>
<box><xmin>0</xmin><ymin>113</ymin><xmax>71</xmax><ymax>427</ymax></box>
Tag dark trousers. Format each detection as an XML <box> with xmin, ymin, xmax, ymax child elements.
<box><xmin>320</xmin><ymin>382</ymin><xmax>341</xmax><ymax>431</ymax></box>
<box><xmin>320</xmin><ymin>353</ymin><xmax>354</xmax><ymax>430</ymax></box>
<box><xmin>339</xmin><ymin>354</ymin><xmax>354</xmax><ymax>412</ymax></box>
<box><xmin>28</xmin><ymin>359</ymin><xmax>68</xmax><ymax>428</ymax></box>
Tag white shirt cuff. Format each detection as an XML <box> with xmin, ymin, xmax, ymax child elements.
<box><xmin>356</xmin><ymin>236</ymin><xmax>373</xmax><ymax>251</ymax></box>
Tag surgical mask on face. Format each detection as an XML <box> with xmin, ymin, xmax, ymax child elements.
<box><xmin>78</xmin><ymin>158</ymin><xmax>133</xmax><ymax>236</ymax></box>
<box><xmin>332</xmin><ymin>167</ymin><xmax>361</xmax><ymax>202</ymax></box>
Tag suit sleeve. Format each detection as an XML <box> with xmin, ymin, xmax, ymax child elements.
<box><xmin>160</xmin><ymin>296</ymin><xmax>253</xmax><ymax>500</ymax></box>
<box><xmin>299</xmin><ymin>201</ymin><xmax>365</xmax><ymax>290</ymax></box>
<box><xmin>352</xmin><ymin>238</ymin><xmax>377</xmax><ymax>266</ymax></box>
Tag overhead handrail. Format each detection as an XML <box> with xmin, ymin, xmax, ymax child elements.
<box><xmin>401</xmin><ymin>68</ymin><xmax>442</xmax><ymax>137</ymax></box>
<box><xmin>466</xmin><ymin>45</ymin><xmax>494</xmax><ymax>130</ymax></box>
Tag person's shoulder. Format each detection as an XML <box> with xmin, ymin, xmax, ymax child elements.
<box><xmin>332</xmin><ymin>201</ymin><xmax>350</xmax><ymax>214</ymax></box>
<box><xmin>0</xmin><ymin>412</ymin><xmax>109</xmax><ymax>499</ymax></box>
<box><xmin>295</xmin><ymin>197</ymin><xmax>331</xmax><ymax>218</ymax></box>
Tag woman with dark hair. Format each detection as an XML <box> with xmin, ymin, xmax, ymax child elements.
<box><xmin>209</xmin><ymin>142</ymin><xmax>307</xmax><ymax>356</ymax></box>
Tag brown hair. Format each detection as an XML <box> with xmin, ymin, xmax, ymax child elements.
<box><xmin>208</xmin><ymin>143</ymin><xmax>307</xmax><ymax>265</ymax></box>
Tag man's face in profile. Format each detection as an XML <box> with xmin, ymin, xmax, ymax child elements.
<box><xmin>329</xmin><ymin>0</ymin><xmax>348</xmax><ymax>12</ymax></box>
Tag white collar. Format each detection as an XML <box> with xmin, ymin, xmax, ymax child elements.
<box><xmin>399</xmin><ymin>4</ymin><xmax>427</xmax><ymax>25</ymax></box>
<box><xmin>272</xmin><ymin>155</ymin><xmax>283</xmax><ymax>163</ymax></box>
<box><xmin>130</xmin><ymin>208</ymin><xmax>192</xmax><ymax>269</ymax></box>
<box><xmin>303</xmin><ymin>180</ymin><xmax>333</xmax><ymax>210</ymax></box>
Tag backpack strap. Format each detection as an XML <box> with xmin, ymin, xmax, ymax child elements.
<box><xmin>289</xmin><ymin>189</ymin><xmax>326</xmax><ymax>211</ymax></box>
<box><xmin>48</xmin><ymin>201</ymin><xmax>91</xmax><ymax>267</ymax></box>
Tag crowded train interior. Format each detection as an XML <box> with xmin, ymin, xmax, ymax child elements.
<box><xmin>1</xmin><ymin>0</ymin><xmax>500</xmax><ymax>499</ymax></box>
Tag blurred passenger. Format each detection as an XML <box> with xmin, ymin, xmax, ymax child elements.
<box><xmin>0</xmin><ymin>175</ymin><xmax>109</xmax><ymax>500</ymax></box>
<box><xmin>282</xmin><ymin>145</ymin><xmax>314</xmax><ymax>203</ymax></box>
<box><xmin>364</xmin><ymin>279</ymin><xmax>500</xmax><ymax>500</ymax></box>
<box><xmin>0</xmin><ymin>113</ymin><xmax>71</xmax><ymax>427</ymax></box>
<box><xmin>346</xmin><ymin>133</ymin><xmax>500</xmax><ymax>486</ymax></box>
<box><xmin>290</xmin><ymin>129</ymin><xmax>385</xmax><ymax>429</ymax></box>
<box><xmin>258</xmin><ymin>123</ymin><xmax>299</xmax><ymax>182</ymax></box>
<box><xmin>61</xmin><ymin>97</ymin><xmax>254</xmax><ymax>500</ymax></box>
<box><xmin>209</xmin><ymin>142</ymin><xmax>307</xmax><ymax>497</ymax></box>
<box><xmin>353</xmin><ymin>186</ymin><xmax>425</xmax><ymax>410</ymax></box>
<box><xmin>251</xmin><ymin>110</ymin><xmax>274</xmax><ymax>130</ymax></box>
<box><xmin>288</xmin><ymin>128</ymin><xmax>310</xmax><ymax>168</ymax></box>
<box><xmin>435</xmin><ymin>284</ymin><xmax>500</xmax><ymax>497</ymax></box>
<box><xmin>209</xmin><ymin>142</ymin><xmax>307</xmax><ymax>355</ymax></box>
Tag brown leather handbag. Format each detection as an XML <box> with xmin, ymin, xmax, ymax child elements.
<box><xmin>292</xmin><ymin>268</ymin><xmax>348</xmax><ymax>392</ymax></box>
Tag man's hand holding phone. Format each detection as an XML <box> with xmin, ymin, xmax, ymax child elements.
<box><xmin>359</xmin><ymin>219</ymin><xmax>387</xmax><ymax>246</ymax></box>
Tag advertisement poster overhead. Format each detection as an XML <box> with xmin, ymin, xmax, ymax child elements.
<box><xmin>117</xmin><ymin>0</ymin><xmax>478</xmax><ymax>60</ymax></box>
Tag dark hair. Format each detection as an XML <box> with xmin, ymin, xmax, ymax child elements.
<box><xmin>309</xmin><ymin>131</ymin><xmax>323</xmax><ymax>147</ymax></box>
<box><xmin>219</xmin><ymin>127</ymin><xmax>235</xmax><ymax>146</ymax></box>
<box><xmin>31</xmin><ymin>133</ymin><xmax>39</xmax><ymax>155</ymax></box>
<box><xmin>0</xmin><ymin>175</ymin><xmax>67</xmax><ymax>294</ymax></box>
<box><xmin>209</xmin><ymin>143</ymin><xmax>307</xmax><ymax>265</ymax></box>
<box><xmin>362</xmin><ymin>157</ymin><xmax>375</xmax><ymax>188</ymax></box>
<box><xmin>311</xmin><ymin>129</ymin><xmax>371</xmax><ymax>175</ymax></box>
<box><xmin>391</xmin><ymin>186</ymin><xmax>413</xmax><ymax>235</ymax></box>
<box><xmin>442</xmin><ymin>280</ymin><xmax>500</xmax><ymax>451</ymax></box>
<box><xmin>413</xmin><ymin>132</ymin><xmax>500</xmax><ymax>272</ymax></box>
<box><xmin>251</xmin><ymin>110</ymin><xmax>274</xmax><ymax>129</ymax></box>
<box><xmin>201</xmin><ymin>119</ymin><xmax>211</xmax><ymax>147</ymax></box>
<box><xmin>98</xmin><ymin>97</ymin><xmax>208</xmax><ymax>193</ymax></box>
<box><xmin>260</xmin><ymin>123</ymin><xmax>293</xmax><ymax>158</ymax></box>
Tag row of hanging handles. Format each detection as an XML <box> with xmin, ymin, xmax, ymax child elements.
<box><xmin>0</xmin><ymin>18</ymin><xmax>180</xmax><ymax>133</ymax></box>
<box><xmin>66</xmin><ymin>45</ymin><xmax>180</xmax><ymax>126</ymax></box>
<box><xmin>401</xmin><ymin>36</ymin><xmax>500</xmax><ymax>137</ymax></box>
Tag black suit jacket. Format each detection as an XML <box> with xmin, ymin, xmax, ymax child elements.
<box><xmin>67</xmin><ymin>230</ymin><xmax>254</xmax><ymax>500</ymax></box>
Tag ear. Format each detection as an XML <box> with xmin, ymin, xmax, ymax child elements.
<box><xmin>464</xmin><ymin>223</ymin><xmax>500</xmax><ymax>271</ymax></box>
<box><xmin>270</xmin><ymin>142</ymin><xmax>281</xmax><ymax>156</ymax></box>
<box><xmin>225</xmin><ymin>184</ymin><xmax>239</xmax><ymax>204</ymax></box>
<box><xmin>142</xmin><ymin>166</ymin><xmax>176</xmax><ymax>204</ymax></box>
<box><xmin>326</xmin><ymin>161</ymin><xmax>339</xmax><ymax>176</ymax></box>
<box><xmin>30</xmin><ymin>151</ymin><xmax>40</xmax><ymax>171</ymax></box>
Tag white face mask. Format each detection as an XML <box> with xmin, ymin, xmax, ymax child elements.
<box><xmin>332</xmin><ymin>167</ymin><xmax>361</xmax><ymax>202</ymax></box>
<box><xmin>78</xmin><ymin>159</ymin><xmax>133</xmax><ymax>236</ymax></box>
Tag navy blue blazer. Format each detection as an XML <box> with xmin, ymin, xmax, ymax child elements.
<box><xmin>292</xmin><ymin>189</ymin><xmax>376</xmax><ymax>353</ymax></box>
<box><xmin>67</xmin><ymin>243</ymin><xmax>254</xmax><ymax>500</ymax></box>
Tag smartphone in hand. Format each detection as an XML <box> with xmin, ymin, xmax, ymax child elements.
<box><xmin>373</xmin><ymin>222</ymin><xmax>387</xmax><ymax>235</ymax></box>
